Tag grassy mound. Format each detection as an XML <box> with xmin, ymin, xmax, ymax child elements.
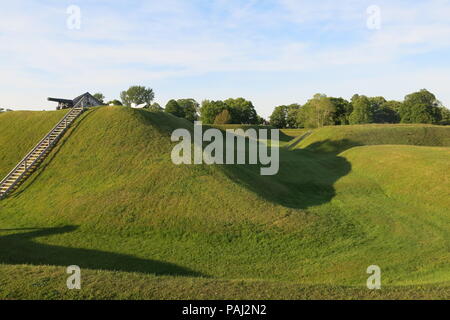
<box><xmin>211</xmin><ymin>124</ymin><xmax>303</xmax><ymax>143</ymax></box>
<box><xmin>0</xmin><ymin>107</ymin><xmax>448</xmax><ymax>299</ymax></box>
<box><xmin>294</xmin><ymin>124</ymin><xmax>450</xmax><ymax>153</ymax></box>
<box><xmin>0</xmin><ymin>110</ymin><xmax>68</xmax><ymax>178</ymax></box>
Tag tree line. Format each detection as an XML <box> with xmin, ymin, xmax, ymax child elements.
<box><xmin>96</xmin><ymin>86</ymin><xmax>264</xmax><ymax>125</ymax></box>
<box><xmin>95</xmin><ymin>86</ymin><xmax>449</xmax><ymax>127</ymax></box>
<box><xmin>269</xmin><ymin>89</ymin><xmax>450</xmax><ymax>128</ymax></box>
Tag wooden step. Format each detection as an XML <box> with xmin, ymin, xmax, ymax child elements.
<box><xmin>0</xmin><ymin>107</ymin><xmax>85</xmax><ymax>200</ymax></box>
<box><xmin>30</xmin><ymin>153</ymin><xmax>44</xmax><ymax>158</ymax></box>
<box><xmin>2</xmin><ymin>182</ymin><xmax>14</xmax><ymax>187</ymax></box>
<box><xmin>2</xmin><ymin>183</ymin><xmax>16</xmax><ymax>188</ymax></box>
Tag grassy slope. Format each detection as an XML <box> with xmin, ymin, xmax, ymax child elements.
<box><xmin>281</xmin><ymin>129</ymin><xmax>311</xmax><ymax>138</ymax></box>
<box><xmin>211</xmin><ymin>124</ymin><xmax>307</xmax><ymax>144</ymax></box>
<box><xmin>295</xmin><ymin>124</ymin><xmax>450</xmax><ymax>153</ymax></box>
<box><xmin>0</xmin><ymin>107</ymin><xmax>448</xmax><ymax>299</ymax></box>
<box><xmin>0</xmin><ymin>110</ymin><xmax>69</xmax><ymax>178</ymax></box>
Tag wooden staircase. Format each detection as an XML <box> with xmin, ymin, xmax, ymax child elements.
<box><xmin>0</xmin><ymin>105</ymin><xmax>85</xmax><ymax>200</ymax></box>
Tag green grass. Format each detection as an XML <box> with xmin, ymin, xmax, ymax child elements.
<box><xmin>0</xmin><ymin>107</ymin><xmax>448</xmax><ymax>299</ymax></box>
<box><xmin>211</xmin><ymin>124</ymin><xmax>299</xmax><ymax>143</ymax></box>
<box><xmin>295</xmin><ymin>124</ymin><xmax>450</xmax><ymax>153</ymax></box>
<box><xmin>0</xmin><ymin>110</ymin><xmax>69</xmax><ymax>178</ymax></box>
<box><xmin>1</xmin><ymin>264</ymin><xmax>448</xmax><ymax>300</ymax></box>
<box><xmin>280</xmin><ymin>128</ymin><xmax>311</xmax><ymax>138</ymax></box>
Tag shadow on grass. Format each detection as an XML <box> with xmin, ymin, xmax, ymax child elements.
<box><xmin>302</xmin><ymin>139</ymin><xmax>364</xmax><ymax>154</ymax></box>
<box><xmin>220</xmin><ymin>139</ymin><xmax>356</xmax><ymax>209</ymax></box>
<box><xmin>0</xmin><ymin>226</ymin><xmax>205</xmax><ymax>277</ymax></box>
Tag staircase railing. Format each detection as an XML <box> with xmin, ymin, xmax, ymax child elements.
<box><xmin>0</xmin><ymin>103</ymin><xmax>85</xmax><ymax>199</ymax></box>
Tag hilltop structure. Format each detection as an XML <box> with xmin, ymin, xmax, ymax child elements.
<box><xmin>1</xmin><ymin>93</ymin><xmax>103</xmax><ymax>199</ymax></box>
<box><xmin>48</xmin><ymin>92</ymin><xmax>104</xmax><ymax>109</ymax></box>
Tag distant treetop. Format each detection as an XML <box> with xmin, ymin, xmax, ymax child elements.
<box><xmin>120</xmin><ymin>86</ymin><xmax>155</xmax><ymax>107</ymax></box>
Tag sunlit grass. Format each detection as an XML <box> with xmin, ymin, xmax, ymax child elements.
<box><xmin>0</xmin><ymin>107</ymin><xmax>448</xmax><ymax>299</ymax></box>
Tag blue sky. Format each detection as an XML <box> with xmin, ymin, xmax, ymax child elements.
<box><xmin>1</xmin><ymin>0</ymin><xmax>450</xmax><ymax>117</ymax></box>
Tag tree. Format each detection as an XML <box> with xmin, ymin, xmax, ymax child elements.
<box><xmin>224</xmin><ymin>98</ymin><xmax>258</xmax><ymax>124</ymax></box>
<box><xmin>373</xmin><ymin>100</ymin><xmax>401</xmax><ymax>123</ymax></box>
<box><xmin>177</xmin><ymin>99</ymin><xmax>199</xmax><ymax>122</ymax></box>
<box><xmin>296</xmin><ymin>106</ymin><xmax>309</xmax><ymax>128</ymax></box>
<box><xmin>200</xmin><ymin>100</ymin><xmax>229</xmax><ymax>124</ymax></box>
<box><xmin>107</xmin><ymin>99</ymin><xmax>123</xmax><ymax>106</ymax></box>
<box><xmin>256</xmin><ymin>115</ymin><xmax>267</xmax><ymax>125</ymax></box>
<box><xmin>214</xmin><ymin>109</ymin><xmax>232</xmax><ymax>124</ymax></box>
<box><xmin>399</xmin><ymin>89</ymin><xmax>442</xmax><ymax>124</ymax></box>
<box><xmin>199</xmin><ymin>98</ymin><xmax>260</xmax><ymax>125</ymax></box>
<box><xmin>93</xmin><ymin>93</ymin><xmax>105</xmax><ymax>103</ymax></box>
<box><xmin>368</xmin><ymin>96</ymin><xmax>387</xmax><ymax>110</ymax></box>
<box><xmin>286</xmin><ymin>104</ymin><xmax>301</xmax><ymax>128</ymax></box>
<box><xmin>382</xmin><ymin>100</ymin><xmax>402</xmax><ymax>113</ymax></box>
<box><xmin>269</xmin><ymin>105</ymin><xmax>288</xmax><ymax>128</ymax></box>
<box><xmin>163</xmin><ymin>99</ymin><xmax>199</xmax><ymax>121</ymax></box>
<box><xmin>349</xmin><ymin>95</ymin><xmax>373</xmax><ymax>124</ymax></box>
<box><xmin>165</xmin><ymin>100</ymin><xmax>184</xmax><ymax>118</ymax></box>
<box><xmin>439</xmin><ymin>106</ymin><xmax>450</xmax><ymax>125</ymax></box>
<box><xmin>147</xmin><ymin>102</ymin><xmax>163</xmax><ymax>112</ymax></box>
<box><xmin>330</xmin><ymin>97</ymin><xmax>352</xmax><ymax>125</ymax></box>
<box><xmin>120</xmin><ymin>86</ymin><xmax>155</xmax><ymax>107</ymax></box>
<box><xmin>269</xmin><ymin>104</ymin><xmax>300</xmax><ymax>128</ymax></box>
<box><xmin>299</xmin><ymin>94</ymin><xmax>335</xmax><ymax>128</ymax></box>
<box><xmin>313</xmin><ymin>94</ymin><xmax>335</xmax><ymax>128</ymax></box>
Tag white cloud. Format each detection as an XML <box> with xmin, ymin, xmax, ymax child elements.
<box><xmin>0</xmin><ymin>0</ymin><xmax>450</xmax><ymax>114</ymax></box>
